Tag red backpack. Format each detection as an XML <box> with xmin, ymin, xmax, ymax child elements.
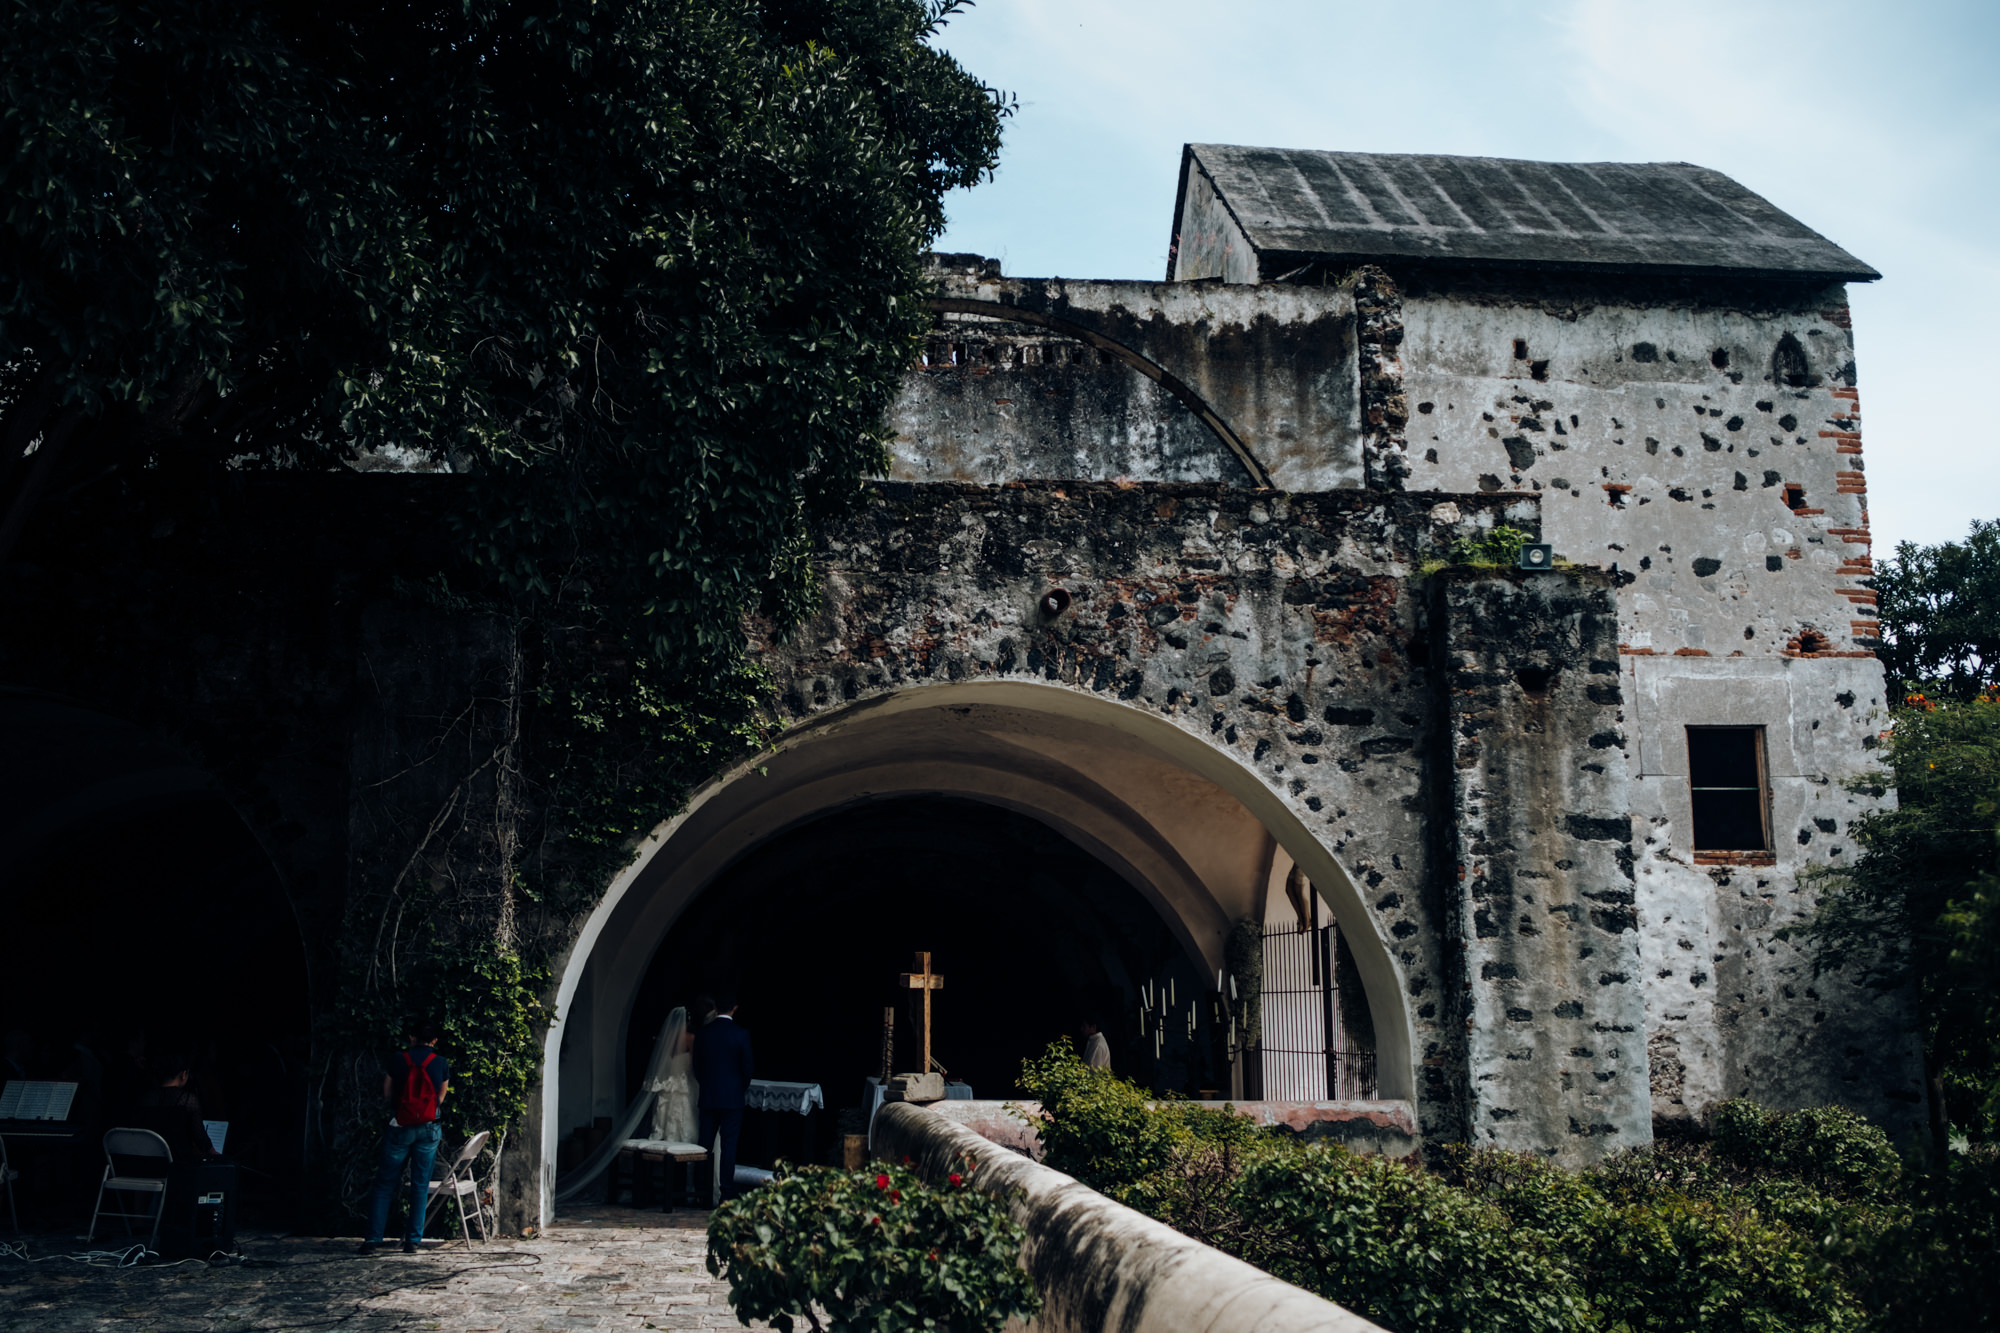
<box><xmin>392</xmin><ymin>1050</ymin><xmax>440</xmax><ymax>1127</ymax></box>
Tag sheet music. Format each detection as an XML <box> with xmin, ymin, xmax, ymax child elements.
<box><xmin>204</xmin><ymin>1120</ymin><xmax>229</xmax><ymax>1154</ymax></box>
<box><xmin>0</xmin><ymin>1081</ymin><xmax>77</xmax><ymax>1121</ymax></box>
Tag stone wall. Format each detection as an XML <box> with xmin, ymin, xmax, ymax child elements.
<box><xmin>1433</xmin><ymin>569</ymin><xmax>1651</xmax><ymax>1161</ymax></box>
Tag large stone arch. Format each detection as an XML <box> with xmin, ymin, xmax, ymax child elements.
<box><xmin>540</xmin><ymin>678</ymin><xmax>1418</xmax><ymax>1223</ymax></box>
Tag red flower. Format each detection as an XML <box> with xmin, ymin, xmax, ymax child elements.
<box><xmin>875</xmin><ymin>1173</ymin><xmax>890</xmax><ymax>1190</ymax></box>
<box><xmin>928</xmin><ymin>1250</ymin><xmax>938</xmax><ymax>1261</ymax></box>
<box><xmin>948</xmin><ymin>1173</ymin><xmax>963</xmax><ymax>1187</ymax></box>
<box><xmin>890</xmin><ymin>1189</ymin><xmax>902</xmax><ymax>1203</ymax></box>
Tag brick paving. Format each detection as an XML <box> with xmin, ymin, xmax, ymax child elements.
<box><xmin>0</xmin><ymin>1206</ymin><xmax>763</xmax><ymax>1331</ymax></box>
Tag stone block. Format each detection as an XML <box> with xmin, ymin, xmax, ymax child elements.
<box><xmin>886</xmin><ymin>1072</ymin><xmax>944</xmax><ymax>1103</ymax></box>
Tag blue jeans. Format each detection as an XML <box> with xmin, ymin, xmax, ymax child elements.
<box><xmin>366</xmin><ymin>1122</ymin><xmax>442</xmax><ymax>1243</ymax></box>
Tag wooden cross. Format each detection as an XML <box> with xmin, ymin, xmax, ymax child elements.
<box><xmin>898</xmin><ymin>951</ymin><xmax>945</xmax><ymax>1076</ymax></box>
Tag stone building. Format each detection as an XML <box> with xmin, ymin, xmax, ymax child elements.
<box><xmin>0</xmin><ymin>144</ymin><xmax>1923</xmax><ymax>1229</ymax></box>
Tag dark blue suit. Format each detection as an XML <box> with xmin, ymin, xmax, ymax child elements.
<box><xmin>692</xmin><ymin>1016</ymin><xmax>753</xmax><ymax>1200</ymax></box>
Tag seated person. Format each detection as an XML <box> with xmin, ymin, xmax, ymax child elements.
<box><xmin>134</xmin><ymin>1054</ymin><xmax>221</xmax><ymax>1163</ymax></box>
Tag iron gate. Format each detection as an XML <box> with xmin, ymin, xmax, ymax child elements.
<box><xmin>1257</xmin><ymin>924</ymin><xmax>1376</xmax><ymax>1100</ymax></box>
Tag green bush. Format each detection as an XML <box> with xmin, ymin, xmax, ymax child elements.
<box><xmin>1015</xmin><ymin>1040</ymin><xmax>1185</xmax><ymax>1198</ymax></box>
<box><xmin>1709</xmin><ymin>1099</ymin><xmax>1902</xmax><ymax>1202</ymax></box>
<box><xmin>1236</xmin><ymin>1146</ymin><xmax>1587</xmax><ymax>1333</ymax></box>
<box><xmin>1020</xmin><ymin>1044</ymin><xmax>1909</xmax><ymax>1332</ymax></box>
<box><xmin>705</xmin><ymin>1158</ymin><xmax>1039</xmax><ymax>1333</ymax></box>
<box><xmin>1847</xmin><ymin>1147</ymin><xmax>2000</xmax><ymax>1331</ymax></box>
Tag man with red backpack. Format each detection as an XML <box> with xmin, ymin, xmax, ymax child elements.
<box><xmin>359</xmin><ymin>1019</ymin><xmax>452</xmax><ymax>1255</ymax></box>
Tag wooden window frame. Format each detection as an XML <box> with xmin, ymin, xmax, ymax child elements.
<box><xmin>1687</xmin><ymin>725</ymin><xmax>1774</xmax><ymax>864</ymax></box>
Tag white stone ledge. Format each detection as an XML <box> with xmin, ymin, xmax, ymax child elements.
<box><xmin>871</xmin><ymin>1100</ymin><xmax>1385</xmax><ymax>1333</ymax></box>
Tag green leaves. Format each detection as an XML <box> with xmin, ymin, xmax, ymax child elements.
<box><xmin>1788</xmin><ymin>691</ymin><xmax>2000</xmax><ymax>1140</ymax></box>
<box><xmin>1022</xmin><ymin>1045</ymin><xmax>1892</xmax><ymax>1333</ymax></box>
<box><xmin>706</xmin><ymin>1159</ymin><xmax>1039</xmax><ymax>1333</ymax></box>
<box><xmin>1876</xmin><ymin>520</ymin><xmax>2000</xmax><ymax>700</ymax></box>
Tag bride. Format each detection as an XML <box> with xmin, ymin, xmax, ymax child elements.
<box><xmin>647</xmin><ymin>1007</ymin><xmax>698</xmax><ymax>1142</ymax></box>
<box><xmin>552</xmin><ymin>1004</ymin><xmax>701</xmax><ymax>1205</ymax></box>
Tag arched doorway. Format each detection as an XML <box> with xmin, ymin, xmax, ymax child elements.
<box><xmin>543</xmin><ymin>680</ymin><xmax>1415</xmax><ymax>1222</ymax></box>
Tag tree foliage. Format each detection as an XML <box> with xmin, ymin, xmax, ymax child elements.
<box><xmin>1875</xmin><ymin>520</ymin><xmax>2000</xmax><ymax>699</ymax></box>
<box><xmin>2</xmin><ymin>0</ymin><xmax>1008</xmax><ymax>669</ymax></box>
<box><xmin>1787</xmin><ymin>689</ymin><xmax>2000</xmax><ymax>1137</ymax></box>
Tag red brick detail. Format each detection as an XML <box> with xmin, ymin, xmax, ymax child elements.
<box><xmin>1836</xmin><ymin>442</ymin><xmax>1863</xmax><ymax>455</ymax></box>
<box><xmin>1827</xmin><ymin>527</ymin><xmax>1872</xmax><ymax>547</ymax></box>
<box><xmin>1839</xmin><ymin>558</ymin><xmax>1874</xmax><ymax>575</ymax></box>
<box><xmin>1830</xmin><ymin>386</ymin><xmax>1860</xmax><ymax>400</ymax></box>
<box><xmin>1673</xmin><ymin>647</ymin><xmax>1711</xmax><ymax>656</ymax></box>
<box><xmin>1782</xmin><ymin>649</ymin><xmax>1877</xmax><ymax>659</ymax></box>
<box><xmin>1793</xmin><ymin>507</ymin><xmax>1827</xmax><ymax>516</ymax></box>
<box><xmin>1785</xmin><ymin>548</ymin><xmax>1804</xmax><ymax>560</ymax></box>
<box><xmin>1695</xmin><ymin>850</ymin><xmax>1777</xmax><ymax>867</ymax></box>
<box><xmin>1618</xmin><ymin>644</ymin><xmax>1657</xmax><ymax>655</ymax></box>
<box><xmin>1852</xmin><ymin>620</ymin><xmax>1882</xmax><ymax>636</ymax></box>
<box><xmin>1822</xmin><ymin>309</ymin><xmax>1853</xmax><ymax>330</ymax></box>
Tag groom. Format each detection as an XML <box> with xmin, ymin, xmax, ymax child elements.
<box><xmin>691</xmin><ymin>990</ymin><xmax>753</xmax><ymax>1204</ymax></box>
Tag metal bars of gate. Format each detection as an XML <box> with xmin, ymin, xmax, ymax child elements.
<box><xmin>1258</xmin><ymin>924</ymin><xmax>1374</xmax><ymax>1101</ymax></box>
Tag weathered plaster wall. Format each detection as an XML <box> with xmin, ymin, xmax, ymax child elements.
<box><xmin>891</xmin><ymin>312</ymin><xmax>1243</xmax><ymax>485</ymax></box>
<box><xmin>1377</xmin><ymin>271</ymin><xmax>1922</xmax><ymax>1133</ymax></box>
<box><xmin>1168</xmin><ymin>155</ymin><xmax>1260</xmax><ymax>285</ymax></box>
<box><xmin>892</xmin><ymin>269</ymin><xmax>1363</xmax><ymax>491</ymax></box>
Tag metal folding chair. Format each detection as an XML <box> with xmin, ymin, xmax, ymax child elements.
<box><xmin>87</xmin><ymin>1128</ymin><xmax>173</xmax><ymax>1247</ymax></box>
<box><xmin>425</xmin><ymin>1130</ymin><xmax>490</xmax><ymax>1244</ymax></box>
<box><xmin>1</xmin><ymin>1135</ymin><xmax>17</xmax><ymax>1231</ymax></box>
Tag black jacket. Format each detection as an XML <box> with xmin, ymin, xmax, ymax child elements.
<box><xmin>691</xmin><ymin>1017</ymin><xmax>753</xmax><ymax>1110</ymax></box>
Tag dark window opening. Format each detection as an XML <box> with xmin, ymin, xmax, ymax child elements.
<box><xmin>1783</xmin><ymin>483</ymin><xmax>1807</xmax><ymax>512</ymax></box>
<box><xmin>1513</xmin><ymin>339</ymin><xmax>1529</xmax><ymax>360</ymax></box>
<box><xmin>1688</xmin><ymin>727</ymin><xmax>1769</xmax><ymax>851</ymax></box>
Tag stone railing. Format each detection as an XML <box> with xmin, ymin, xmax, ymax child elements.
<box><xmin>871</xmin><ymin>1101</ymin><xmax>1385</xmax><ymax>1333</ymax></box>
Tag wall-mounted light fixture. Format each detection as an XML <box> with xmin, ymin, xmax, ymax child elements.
<box><xmin>1517</xmin><ymin>544</ymin><xmax>1554</xmax><ymax>572</ymax></box>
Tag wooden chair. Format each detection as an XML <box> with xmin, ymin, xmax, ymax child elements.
<box><xmin>425</xmin><ymin>1131</ymin><xmax>491</xmax><ymax>1243</ymax></box>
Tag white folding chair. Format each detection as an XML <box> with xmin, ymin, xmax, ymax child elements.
<box><xmin>88</xmin><ymin>1128</ymin><xmax>173</xmax><ymax>1247</ymax></box>
<box><xmin>425</xmin><ymin>1130</ymin><xmax>490</xmax><ymax>1244</ymax></box>
<box><xmin>1</xmin><ymin>1135</ymin><xmax>18</xmax><ymax>1231</ymax></box>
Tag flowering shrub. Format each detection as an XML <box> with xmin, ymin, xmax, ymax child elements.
<box><xmin>705</xmin><ymin>1157</ymin><xmax>1039</xmax><ymax>1333</ymax></box>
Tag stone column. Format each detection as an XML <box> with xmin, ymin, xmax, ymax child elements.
<box><xmin>1433</xmin><ymin>569</ymin><xmax>1651</xmax><ymax>1163</ymax></box>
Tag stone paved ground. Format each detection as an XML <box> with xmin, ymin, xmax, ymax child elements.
<box><xmin>0</xmin><ymin>1206</ymin><xmax>763</xmax><ymax>1332</ymax></box>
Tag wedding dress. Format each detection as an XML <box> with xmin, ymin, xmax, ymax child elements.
<box><xmin>553</xmin><ymin>1004</ymin><xmax>699</xmax><ymax>1205</ymax></box>
<box><xmin>648</xmin><ymin>1014</ymin><xmax>698</xmax><ymax>1143</ymax></box>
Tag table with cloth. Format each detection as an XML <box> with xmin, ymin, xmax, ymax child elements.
<box><xmin>738</xmin><ymin>1079</ymin><xmax>825</xmax><ymax>1181</ymax></box>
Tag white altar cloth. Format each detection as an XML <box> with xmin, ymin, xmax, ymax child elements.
<box><xmin>745</xmin><ymin>1079</ymin><xmax>824</xmax><ymax>1115</ymax></box>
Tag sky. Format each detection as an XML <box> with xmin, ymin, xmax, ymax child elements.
<box><xmin>932</xmin><ymin>0</ymin><xmax>2000</xmax><ymax>556</ymax></box>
